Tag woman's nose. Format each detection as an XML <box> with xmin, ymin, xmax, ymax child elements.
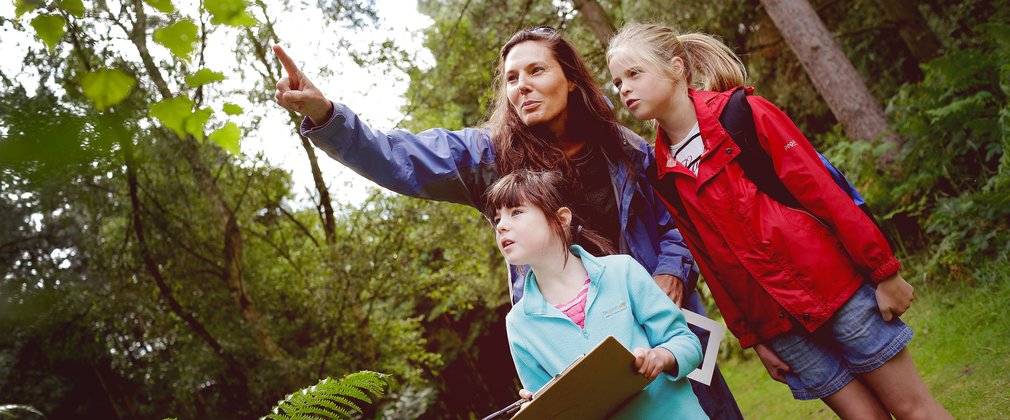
<box><xmin>496</xmin><ymin>220</ymin><xmax>509</xmax><ymax>233</ymax></box>
<box><xmin>517</xmin><ymin>75</ymin><xmax>532</xmax><ymax>94</ymax></box>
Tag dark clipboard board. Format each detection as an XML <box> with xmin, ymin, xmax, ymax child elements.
<box><xmin>512</xmin><ymin>336</ymin><xmax>651</xmax><ymax>419</ymax></box>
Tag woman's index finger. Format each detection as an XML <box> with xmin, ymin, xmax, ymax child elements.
<box><xmin>272</xmin><ymin>44</ymin><xmax>301</xmax><ymax>80</ymax></box>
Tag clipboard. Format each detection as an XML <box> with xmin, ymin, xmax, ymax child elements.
<box><xmin>512</xmin><ymin>336</ymin><xmax>650</xmax><ymax>419</ymax></box>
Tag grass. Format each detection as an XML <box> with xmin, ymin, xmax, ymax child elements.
<box><xmin>719</xmin><ymin>260</ymin><xmax>1010</xmax><ymax>418</ymax></box>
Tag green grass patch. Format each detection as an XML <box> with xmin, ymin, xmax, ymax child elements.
<box><xmin>719</xmin><ymin>259</ymin><xmax>1010</xmax><ymax>418</ymax></box>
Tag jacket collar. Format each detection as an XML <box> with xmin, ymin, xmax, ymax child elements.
<box><xmin>654</xmin><ymin>89</ymin><xmax>746</xmax><ymax>186</ymax></box>
<box><xmin>522</xmin><ymin>245</ymin><xmax>606</xmax><ymax>317</ymax></box>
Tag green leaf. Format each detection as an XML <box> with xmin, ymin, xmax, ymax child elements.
<box><xmin>144</xmin><ymin>0</ymin><xmax>175</xmax><ymax>13</ymax></box>
<box><xmin>81</xmin><ymin>69</ymin><xmax>136</xmax><ymax>110</ymax></box>
<box><xmin>31</xmin><ymin>15</ymin><xmax>66</xmax><ymax>51</ymax></box>
<box><xmin>150</xmin><ymin>96</ymin><xmax>195</xmax><ymax>138</ymax></box>
<box><xmin>59</xmin><ymin>0</ymin><xmax>85</xmax><ymax>18</ymax></box>
<box><xmin>153</xmin><ymin>20</ymin><xmax>199</xmax><ymax>61</ymax></box>
<box><xmin>14</xmin><ymin>0</ymin><xmax>41</xmax><ymax>18</ymax></box>
<box><xmin>185</xmin><ymin>69</ymin><xmax>225</xmax><ymax>87</ymax></box>
<box><xmin>204</xmin><ymin>0</ymin><xmax>256</xmax><ymax>27</ymax></box>
<box><xmin>209</xmin><ymin>122</ymin><xmax>241</xmax><ymax>154</ymax></box>
<box><xmin>185</xmin><ymin>108</ymin><xmax>213</xmax><ymax>141</ymax></box>
<box><xmin>222</xmin><ymin>103</ymin><xmax>243</xmax><ymax>115</ymax></box>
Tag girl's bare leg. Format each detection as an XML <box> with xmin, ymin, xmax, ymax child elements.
<box><xmin>821</xmin><ymin>378</ymin><xmax>890</xmax><ymax>420</ymax></box>
<box><xmin>859</xmin><ymin>348</ymin><xmax>953</xmax><ymax>419</ymax></box>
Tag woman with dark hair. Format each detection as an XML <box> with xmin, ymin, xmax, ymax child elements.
<box><xmin>273</xmin><ymin>26</ymin><xmax>742</xmax><ymax>418</ymax></box>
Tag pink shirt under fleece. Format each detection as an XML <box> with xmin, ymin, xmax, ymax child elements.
<box><xmin>554</xmin><ymin>278</ymin><xmax>591</xmax><ymax>328</ymax></box>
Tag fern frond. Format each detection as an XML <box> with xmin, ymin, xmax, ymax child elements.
<box><xmin>0</xmin><ymin>404</ymin><xmax>46</xmax><ymax>419</ymax></box>
<box><xmin>261</xmin><ymin>371</ymin><xmax>392</xmax><ymax>420</ymax></box>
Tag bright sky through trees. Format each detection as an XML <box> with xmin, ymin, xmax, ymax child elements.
<box><xmin>0</xmin><ymin>0</ymin><xmax>434</xmax><ymax>207</ymax></box>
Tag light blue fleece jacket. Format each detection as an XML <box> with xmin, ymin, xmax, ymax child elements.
<box><xmin>505</xmin><ymin>246</ymin><xmax>707</xmax><ymax>419</ymax></box>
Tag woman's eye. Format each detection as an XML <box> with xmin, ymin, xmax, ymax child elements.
<box><xmin>506</xmin><ymin>74</ymin><xmax>517</xmax><ymax>83</ymax></box>
<box><xmin>629</xmin><ymin>69</ymin><xmax>640</xmax><ymax>77</ymax></box>
<box><xmin>492</xmin><ymin>217</ymin><xmax>500</xmax><ymax>224</ymax></box>
<box><xmin>532</xmin><ymin>66</ymin><xmax>544</xmax><ymax>74</ymax></box>
<box><xmin>614</xmin><ymin>81</ymin><xmax>622</xmax><ymax>89</ymax></box>
<box><xmin>512</xmin><ymin>209</ymin><xmax>523</xmax><ymax>216</ymax></box>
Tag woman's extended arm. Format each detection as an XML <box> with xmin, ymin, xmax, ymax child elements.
<box><xmin>273</xmin><ymin>45</ymin><xmax>499</xmax><ymax>207</ymax></box>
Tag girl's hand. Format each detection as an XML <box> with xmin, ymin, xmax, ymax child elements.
<box><xmin>754</xmin><ymin>343</ymin><xmax>792</xmax><ymax>384</ymax></box>
<box><xmin>632</xmin><ymin>347</ymin><xmax>677</xmax><ymax>380</ymax></box>
<box><xmin>272</xmin><ymin>44</ymin><xmax>334</xmax><ymax>125</ymax></box>
<box><xmin>518</xmin><ymin>388</ymin><xmax>532</xmax><ymax>400</ymax></box>
<box><xmin>876</xmin><ymin>274</ymin><xmax>914</xmax><ymax>321</ymax></box>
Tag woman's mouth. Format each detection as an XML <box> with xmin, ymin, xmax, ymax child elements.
<box><xmin>521</xmin><ymin>100</ymin><xmax>541</xmax><ymax>110</ymax></box>
<box><xmin>625</xmin><ymin>99</ymin><xmax>639</xmax><ymax>109</ymax></box>
<box><xmin>500</xmin><ymin>239</ymin><xmax>515</xmax><ymax>250</ymax></box>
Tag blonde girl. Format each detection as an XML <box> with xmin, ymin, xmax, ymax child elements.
<box><xmin>606</xmin><ymin>23</ymin><xmax>950</xmax><ymax>419</ymax></box>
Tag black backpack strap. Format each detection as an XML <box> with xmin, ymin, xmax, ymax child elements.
<box><xmin>719</xmin><ymin>88</ymin><xmax>802</xmax><ymax>209</ymax></box>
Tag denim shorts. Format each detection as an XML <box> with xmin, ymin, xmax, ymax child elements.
<box><xmin>767</xmin><ymin>283</ymin><xmax>914</xmax><ymax>400</ymax></box>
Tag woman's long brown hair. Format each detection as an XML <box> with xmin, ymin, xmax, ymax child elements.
<box><xmin>484</xmin><ymin>27</ymin><xmax>631</xmax><ymax>177</ymax></box>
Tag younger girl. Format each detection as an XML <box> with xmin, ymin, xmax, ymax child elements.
<box><xmin>488</xmin><ymin>170</ymin><xmax>706</xmax><ymax>419</ymax></box>
<box><xmin>606</xmin><ymin>23</ymin><xmax>951</xmax><ymax>419</ymax></box>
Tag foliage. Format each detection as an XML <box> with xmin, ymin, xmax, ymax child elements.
<box><xmin>264</xmin><ymin>372</ymin><xmax>391</xmax><ymax>420</ymax></box>
<box><xmin>824</xmin><ymin>22</ymin><xmax>1010</xmax><ymax>281</ymax></box>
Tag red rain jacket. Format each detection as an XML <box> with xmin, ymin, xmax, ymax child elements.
<box><xmin>651</xmin><ymin>88</ymin><xmax>901</xmax><ymax>348</ymax></box>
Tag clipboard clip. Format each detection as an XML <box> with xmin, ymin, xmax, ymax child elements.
<box><xmin>480</xmin><ymin>398</ymin><xmax>525</xmax><ymax>420</ymax></box>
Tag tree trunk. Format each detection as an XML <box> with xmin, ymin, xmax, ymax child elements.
<box><xmin>874</xmin><ymin>0</ymin><xmax>942</xmax><ymax>65</ymax></box>
<box><xmin>759</xmin><ymin>0</ymin><xmax>900</xmax><ymax>146</ymax></box>
<box><xmin>118</xmin><ymin>122</ymin><xmax>252</xmax><ymax>398</ymax></box>
<box><xmin>120</xmin><ymin>0</ymin><xmax>294</xmax><ymax>385</ymax></box>
<box><xmin>572</xmin><ymin>0</ymin><xmax>615</xmax><ymax>47</ymax></box>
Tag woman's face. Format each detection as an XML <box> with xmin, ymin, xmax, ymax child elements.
<box><xmin>504</xmin><ymin>41</ymin><xmax>574</xmax><ymax>136</ymax></box>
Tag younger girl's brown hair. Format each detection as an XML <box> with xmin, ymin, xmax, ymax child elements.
<box><xmin>607</xmin><ymin>23</ymin><xmax>747</xmax><ymax>92</ymax></box>
<box><xmin>484</xmin><ymin>170</ymin><xmax>616</xmax><ymax>264</ymax></box>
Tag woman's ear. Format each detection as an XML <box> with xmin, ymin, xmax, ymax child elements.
<box><xmin>556</xmin><ymin>207</ymin><xmax>573</xmax><ymax>227</ymax></box>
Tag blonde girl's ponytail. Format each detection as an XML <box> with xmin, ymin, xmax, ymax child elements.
<box><xmin>608</xmin><ymin>23</ymin><xmax>747</xmax><ymax>92</ymax></box>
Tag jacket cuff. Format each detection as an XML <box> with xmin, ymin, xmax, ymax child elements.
<box><xmin>299</xmin><ymin>101</ymin><xmax>341</xmax><ymax>135</ymax></box>
<box><xmin>656</xmin><ymin>345</ymin><xmax>689</xmax><ymax>382</ymax></box>
<box><xmin>869</xmin><ymin>257</ymin><xmax>902</xmax><ymax>283</ymax></box>
<box><xmin>737</xmin><ymin>333</ymin><xmax>759</xmax><ymax>349</ymax></box>
<box><xmin>653</xmin><ymin>260</ymin><xmax>694</xmax><ymax>283</ymax></box>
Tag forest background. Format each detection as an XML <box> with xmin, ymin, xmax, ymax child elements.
<box><xmin>1</xmin><ymin>0</ymin><xmax>1008</xmax><ymax>418</ymax></box>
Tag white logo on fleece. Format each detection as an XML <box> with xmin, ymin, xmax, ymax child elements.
<box><xmin>784</xmin><ymin>140</ymin><xmax>798</xmax><ymax>150</ymax></box>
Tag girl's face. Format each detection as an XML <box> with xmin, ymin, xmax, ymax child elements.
<box><xmin>608</xmin><ymin>54</ymin><xmax>679</xmax><ymax>121</ymax></box>
<box><xmin>504</xmin><ymin>41</ymin><xmax>575</xmax><ymax>137</ymax></box>
<box><xmin>493</xmin><ymin>202</ymin><xmax>563</xmax><ymax>266</ymax></box>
